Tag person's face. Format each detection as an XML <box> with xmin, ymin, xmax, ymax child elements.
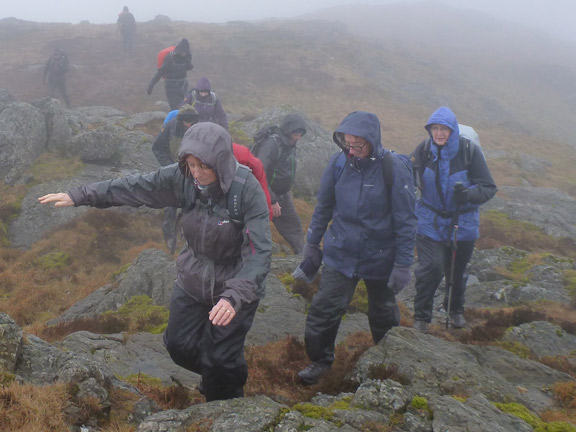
<box><xmin>429</xmin><ymin>124</ymin><xmax>452</xmax><ymax>146</ymax></box>
<box><xmin>182</xmin><ymin>119</ymin><xmax>195</xmax><ymax>129</ymax></box>
<box><xmin>343</xmin><ymin>134</ymin><xmax>372</xmax><ymax>158</ymax></box>
<box><xmin>289</xmin><ymin>131</ymin><xmax>304</xmax><ymax>145</ymax></box>
<box><xmin>185</xmin><ymin>154</ymin><xmax>217</xmax><ymax>186</ymax></box>
<box><xmin>198</xmin><ymin>90</ymin><xmax>209</xmax><ymax>97</ymax></box>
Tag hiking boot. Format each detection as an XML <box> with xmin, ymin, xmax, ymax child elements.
<box><xmin>298</xmin><ymin>362</ymin><xmax>331</xmax><ymax>386</ymax></box>
<box><xmin>450</xmin><ymin>314</ymin><xmax>467</xmax><ymax>328</ymax></box>
<box><xmin>413</xmin><ymin>320</ymin><xmax>429</xmax><ymax>334</ymax></box>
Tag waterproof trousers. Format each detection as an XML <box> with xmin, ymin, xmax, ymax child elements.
<box><xmin>48</xmin><ymin>77</ymin><xmax>71</xmax><ymax>108</ymax></box>
<box><xmin>164</xmin><ymin>79</ymin><xmax>188</xmax><ymax>110</ymax></box>
<box><xmin>272</xmin><ymin>191</ymin><xmax>304</xmax><ymax>254</ymax></box>
<box><xmin>164</xmin><ymin>284</ymin><xmax>259</xmax><ymax>402</ymax></box>
<box><xmin>304</xmin><ymin>265</ymin><xmax>400</xmax><ymax>365</ymax></box>
<box><xmin>413</xmin><ymin>234</ymin><xmax>475</xmax><ymax>322</ymax></box>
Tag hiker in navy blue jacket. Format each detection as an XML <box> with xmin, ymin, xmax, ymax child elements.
<box><xmin>411</xmin><ymin>107</ymin><xmax>497</xmax><ymax>333</ymax></box>
<box><xmin>294</xmin><ymin>111</ymin><xmax>417</xmax><ymax>385</ymax></box>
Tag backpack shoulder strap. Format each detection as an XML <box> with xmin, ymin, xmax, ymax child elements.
<box><xmin>227</xmin><ymin>165</ymin><xmax>251</xmax><ymax>222</ymax></box>
<box><xmin>458</xmin><ymin>136</ymin><xmax>476</xmax><ymax>169</ymax></box>
<box><xmin>382</xmin><ymin>151</ymin><xmax>395</xmax><ymax>187</ymax></box>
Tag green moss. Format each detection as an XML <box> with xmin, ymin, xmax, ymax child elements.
<box><xmin>411</xmin><ymin>396</ymin><xmax>428</xmax><ymax>410</ymax></box>
<box><xmin>495</xmin><ymin>341</ymin><xmax>533</xmax><ymax>359</ymax></box>
<box><xmin>104</xmin><ymin>295</ymin><xmax>169</xmax><ymax>334</ymax></box>
<box><xmin>452</xmin><ymin>395</ymin><xmax>467</xmax><ymax>403</ymax></box>
<box><xmin>330</xmin><ymin>396</ymin><xmax>353</xmax><ymax>410</ymax></box>
<box><xmin>122</xmin><ymin>373</ymin><xmax>163</xmax><ymax>388</ymax></box>
<box><xmin>0</xmin><ymin>372</ymin><xmax>15</xmax><ymax>387</ymax></box>
<box><xmin>564</xmin><ymin>270</ymin><xmax>576</xmax><ymax>298</ymax></box>
<box><xmin>35</xmin><ymin>251</ymin><xmax>71</xmax><ymax>270</ymax></box>
<box><xmin>349</xmin><ymin>280</ymin><xmax>368</xmax><ymax>313</ymax></box>
<box><xmin>493</xmin><ymin>402</ymin><xmax>576</xmax><ymax>432</ymax></box>
<box><xmin>110</xmin><ymin>263</ymin><xmax>131</xmax><ymax>280</ymax></box>
<box><xmin>292</xmin><ymin>402</ymin><xmax>342</xmax><ymax>425</ymax></box>
<box><xmin>279</xmin><ymin>272</ymin><xmax>296</xmax><ymax>289</ymax></box>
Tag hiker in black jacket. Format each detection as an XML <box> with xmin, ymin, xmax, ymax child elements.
<box><xmin>43</xmin><ymin>48</ymin><xmax>71</xmax><ymax>108</ymax></box>
<box><xmin>147</xmin><ymin>38</ymin><xmax>193</xmax><ymax>110</ymax></box>
<box><xmin>254</xmin><ymin>114</ymin><xmax>307</xmax><ymax>254</ymax></box>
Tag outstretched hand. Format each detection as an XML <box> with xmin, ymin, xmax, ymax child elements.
<box><xmin>209</xmin><ymin>298</ymin><xmax>236</xmax><ymax>327</ymax></box>
<box><xmin>38</xmin><ymin>193</ymin><xmax>74</xmax><ymax>207</ymax></box>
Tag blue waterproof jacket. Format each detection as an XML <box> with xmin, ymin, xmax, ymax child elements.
<box><xmin>413</xmin><ymin>107</ymin><xmax>497</xmax><ymax>242</ymax></box>
<box><xmin>307</xmin><ymin>111</ymin><xmax>417</xmax><ymax>280</ymax></box>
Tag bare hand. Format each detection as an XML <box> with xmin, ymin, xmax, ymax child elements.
<box><xmin>38</xmin><ymin>193</ymin><xmax>74</xmax><ymax>207</ymax></box>
<box><xmin>271</xmin><ymin>202</ymin><xmax>282</xmax><ymax>218</ymax></box>
<box><xmin>209</xmin><ymin>299</ymin><xmax>236</xmax><ymax>327</ymax></box>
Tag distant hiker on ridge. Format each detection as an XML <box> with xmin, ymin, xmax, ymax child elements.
<box><xmin>117</xmin><ymin>6</ymin><xmax>136</xmax><ymax>54</ymax></box>
<box><xmin>43</xmin><ymin>48</ymin><xmax>71</xmax><ymax>108</ymax></box>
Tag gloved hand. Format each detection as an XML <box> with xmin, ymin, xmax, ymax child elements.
<box><xmin>147</xmin><ymin>83</ymin><xmax>154</xmax><ymax>95</ymax></box>
<box><xmin>453</xmin><ymin>183</ymin><xmax>469</xmax><ymax>205</ymax></box>
<box><xmin>387</xmin><ymin>265</ymin><xmax>411</xmax><ymax>294</ymax></box>
<box><xmin>292</xmin><ymin>243</ymin><xmax>323</xmax><ymax>283</ymax></box>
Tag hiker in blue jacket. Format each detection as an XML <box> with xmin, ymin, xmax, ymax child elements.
<box><xmin>411</xmin><ymin>107</ymin><xmax>497</xmax><ymax>333</ymax></box>
<box><xmin>294</xmin><ymin>111</ymin><xmax>417</xmax><ymax>385</ymax></box>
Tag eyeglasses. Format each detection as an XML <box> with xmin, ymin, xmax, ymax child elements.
<box><xmin>343</xmin><ymin>139</ymin><xmax>368</xmax><ymax>151</ymax></box>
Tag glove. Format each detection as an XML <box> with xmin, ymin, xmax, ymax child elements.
<box><xmin>147</xmin><ymin>83</ymin><xmax>154</xmax><ymax>95</ymax></box>
<box><xmin>387</xmin><ymin>265</ymin><xmax>411</xmax><ymax>294</ymax></box>
<box><xmin>453</xmin><ymin>183</ymin><xmax>469</xmax><ymax>205</ymax></box>
<box><xmin>292</xmin><ymin>243</ymin><xmax>323</xmax><ymax>283</ymax></box>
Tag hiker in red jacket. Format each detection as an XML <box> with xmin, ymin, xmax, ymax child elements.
<box><xmin>147</xmin><ymin>39</ymin><xmax>193</xmax><ymax>110</ymax></box>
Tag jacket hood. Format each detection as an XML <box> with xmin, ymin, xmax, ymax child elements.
<box><xmin>333</xmin><ymin>111</ymin><xmax>381</xmax><ymax>157</ymax></box>
<box><xmin>174</xmin><ymin>38</ymin><xmax>190</xmax><ymax>55</ymax></box>
<box><xmin>176</xmin><ymin>104</ymin><xmax>199</xmax><ymax>123</ymax></box>
<box><xmin>280</xmin><ymin>114</ymin><xmax>307</xmax><ymax>138</ymax></box>
<box><xmin>177</xmin><ymin>122</ymin><xmax>237</xmax><ymax>193</ymax></box>
<box><xmin>425</xmin><ymin>106</ymin><xmax>460</xmax><ymax>149</ymax></box>
<box><xmin>195</xmin><ymin>77</ymin><xmax>211</xmax><ymax>91</ymax></box>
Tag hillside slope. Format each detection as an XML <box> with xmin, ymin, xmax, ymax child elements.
<box><xmin>0</xmin><ymin>8</ymin><xmax>575</xmax><ymax>195</ymax></box>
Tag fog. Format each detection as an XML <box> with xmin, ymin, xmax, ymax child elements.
<box><xmin>2</xmin><ymin>0</ymin><xmax>576</xmax><ymax>43</ymax></box>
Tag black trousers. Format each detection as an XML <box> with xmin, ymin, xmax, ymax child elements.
<box><xmin>164</xmin><ymin>284</ymin><xmax>259</xmax><ymax>401</ymax></box>
<box><xmin>413</xmin><ymin>234</ymin><xmax>475</xmax><ymax>322</ymax></box>
<box><xmin>304</xmin><ymin>265</ymin><xmax>400</xmax><ymax>365</ymax></box>
<box><xmin>164</xmin><ymin>79</ymin><xmax>188</xmax><ymax>110</ymax></box>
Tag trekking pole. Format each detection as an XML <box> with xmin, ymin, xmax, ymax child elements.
<box><xmin>445</xmin><ymin>213</ymin><xmax>459</xmax><ymax>330</ymax></box>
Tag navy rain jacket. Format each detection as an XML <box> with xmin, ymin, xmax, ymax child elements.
<box><xmin>306</xmin><ymin>111</ymin><xmax>417</xmax><ymax>280</ymax></box>
<box><xmin>414</xmin><ymin>106</ymin><xmax>497</xmax><ymax>242</ymax></box>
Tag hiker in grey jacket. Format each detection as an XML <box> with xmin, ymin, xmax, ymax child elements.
<box><xmin>39</xmin><ymin>122</ymin><xmax>272</xmax><ymax>402</ymax></box>
<box><xmin>255</xmin><ymin>113</ymin><xmax>307</xmax><ymax>254</ymax></box>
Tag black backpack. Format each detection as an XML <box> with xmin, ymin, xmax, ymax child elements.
<box><xmin>251</xmin><ymin>125</ymin><xmax>281</xmax><ymax>158</ymax></box>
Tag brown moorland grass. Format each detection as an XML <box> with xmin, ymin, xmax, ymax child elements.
<box><xmin>0</xmin><ymin>209</ymin><xmax>165</xmax><ymax>333</ymax></box>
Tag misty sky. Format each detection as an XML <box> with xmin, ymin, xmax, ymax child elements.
<box><xmin>2</xmin><ymin>0</ymin><xmax>575</xmax><ymax>42</ymax></box>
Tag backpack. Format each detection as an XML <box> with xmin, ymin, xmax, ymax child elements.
<box><xmin>170</xmin><ymin>165</ymin><xmax>250</xmax><ymax>254</ymax></box>
<box><xmin>157</xmin><ymin>46</ymin><xmax>175</xmax><ymax>69</ymax></box>
<box><xmin>333</xmin><ymin>150</ymin><xmax>413</xmax><ymax>191</ymax></box>
<box><xmin>251</xmin><ymin>125</ymin><xmax>281</xmax><ymax>158</ymax></box>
